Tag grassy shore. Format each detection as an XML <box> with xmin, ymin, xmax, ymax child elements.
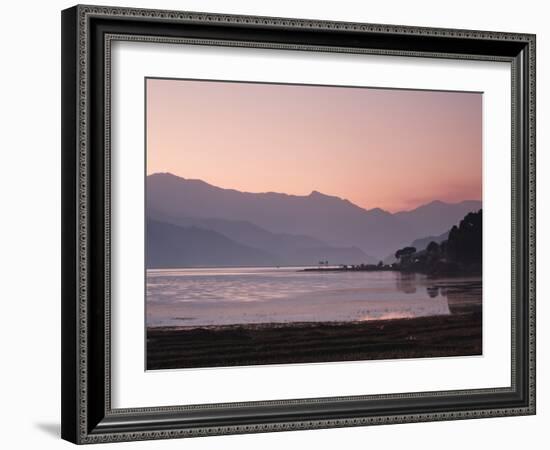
<box><xmin>146</xmin><ymin>304</ymin><xmax>481</xmax><ymax>370</ymax></box>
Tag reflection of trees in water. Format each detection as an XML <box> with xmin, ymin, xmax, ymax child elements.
<box><xmin>395</xmin><ymin>273</ymin><xmax>418</xmax><ymax>294</ymax></box>
<box><xmin>426</xmin><ymin>286</ymin><xmax>440</xmax><ymax>298</ymax></box>
<box><xmin>429</xmin><ymin>281</ymin><xmax>481</xmax><ymax>314</ymax></box>
<box><xmin>394</xmin><ymin>274</ymin><xmax>481</xmax><ymax>315</ymax></box>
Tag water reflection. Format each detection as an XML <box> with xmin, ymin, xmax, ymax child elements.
<box><xmin>147</xmin><ymin>268</ymin><xmax>482</xmax><ymax>327</ymax></box>
<box><xmin>426</xmin><ymin>286</ymin><xmax>440</xmax><ymax>298</ymax></box>
<box><xmin>393</xmin><ymin>272</ymin><xmax>482</xmax><ymax>315</ymax></box>
<box><xmin>395</xmin><ymin>273</ymin><xmax>418</xmax><ymax>294</ymax></box>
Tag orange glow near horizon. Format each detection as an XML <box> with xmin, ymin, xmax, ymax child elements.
<box><xmin>146</xmin><ymin>78</ymin><xmax>482</xmax><ymax>213</ymax></box>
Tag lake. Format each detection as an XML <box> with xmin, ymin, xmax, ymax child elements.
<box><xmin>146</xmin><ymin>267</ymin><xmax>482</xmax><ymax>328</ymax></box>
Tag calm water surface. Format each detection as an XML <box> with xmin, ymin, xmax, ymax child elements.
<box><xmin>146</xmin><ymin>267</ymin><xmax>481</xmax><ymax>327</ymax></box>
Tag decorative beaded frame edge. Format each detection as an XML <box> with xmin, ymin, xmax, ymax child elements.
<box><xmin>61</xmin><ymin>4</ymin><xmax>536</xmax><ymax>444</ymax></box>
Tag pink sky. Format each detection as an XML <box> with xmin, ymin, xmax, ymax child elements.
<box><xmin>146</xmin><ymin>78</ymin><xmax>482</xmax><ymax>212</ymax></box>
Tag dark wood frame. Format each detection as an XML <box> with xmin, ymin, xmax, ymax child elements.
<box><xmin>61</xmin><ymin>4</ymin><xmax>536</xmax><ymax>444</ymax></box>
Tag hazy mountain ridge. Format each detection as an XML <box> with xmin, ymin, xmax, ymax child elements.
<box><xmin>147</xmin><ymin>219</ymin><xmax>279</xmax><ymax>268</ymax></box>
<box><xmin>148</xmin><ymin>215</ymin><xmax>374</xmax><ymax>267</ymax></box>
<box><xmin>147</xmin><ymin>173</ymin><xmax>481</xmax><ymax>263</ymax></box>
<box><xmin>410</xmin><ymin>230</ymin><xmax>450</xmax><ymax>253</ymax></box>
<box><xmin>394</xmin><ymin>200</ymin><xmax>483</xmax><ymax>238</ymax></box>
<box><xmin>148</xmin><ymin>209</ymin><xmax>328</xmax><ymax>251</ymax></box>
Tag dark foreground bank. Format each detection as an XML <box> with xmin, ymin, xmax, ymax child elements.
<box><xmin>146</xmin><ymin>304</ymin><xmax>481</xmax><ymax>370</ymax></box>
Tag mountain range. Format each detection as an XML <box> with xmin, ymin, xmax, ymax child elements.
<box><xmin>146</xmin><ymin>173</ymin><xmax>481</xmax><ymax>268</ymax></box>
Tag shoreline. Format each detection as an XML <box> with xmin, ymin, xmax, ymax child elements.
<box><xmin>301</xmin><ymin>267</ymin><xmax>392</xmax><ymax>273</ymax></box>
<box><xmin>147</xmin><ymin>305</ymin><xmax>481</xmax><ymax>370</ymax></box>
<box><xmin>300</xmin><ymin>267</ymin><xmax>482</xmax><ymax>276</ymax></box>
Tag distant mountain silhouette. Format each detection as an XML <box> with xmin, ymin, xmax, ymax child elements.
<box><xmin>394</xmin><ymin>200</ymin><xmax>482</xmax><ymax>238</ymax></box>
<box><xmin>147</xmin><ymin>220</ymin><xmax>279</xmax><ymax>268</ymax></box>
<box><xmin>148</xmin><ymin>212</ymin><xmax>373</xmax><ymax>266</ymax></box>
<box><xmin>147</xmin><ymin>173</ymin><xmax>481</xmax><ymax>260</ymax></box>
<box><xmin>410</xmin><ymin>230</ymin><xmax>450</xmax><ymax>254</ymax></box>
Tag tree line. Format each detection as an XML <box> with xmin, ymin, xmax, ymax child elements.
<box><xmin>392</xmin><ymin>209</ymin><xmax>482</xmax><ymax>276</ymax></box>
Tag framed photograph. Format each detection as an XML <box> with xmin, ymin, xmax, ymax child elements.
<box><xmin>61</xmin><ymin>5</ymin><xmax>536</xmax><ymax>444</ymax></box>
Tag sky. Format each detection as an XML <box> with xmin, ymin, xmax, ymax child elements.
<box><xmin>146</xmin><ymin>78</ymin><xmax>482</xmax><ymax>213</ymax></box>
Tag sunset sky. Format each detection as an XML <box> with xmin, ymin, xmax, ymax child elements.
<box><xmin>146</xmin><ymin>78</ymin><xmax>482</xmax><ymax>213</ymax></box>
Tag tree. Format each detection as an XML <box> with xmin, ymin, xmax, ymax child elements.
<box><xmin>395</xmin><ymin>246</ymin><xmax>416</xmax><ymax>266</ymax></box>
<box><xmin>446</xmin><ymin>210</ymin><xmax>482</xmax><ymax>264</ymax></box>
<box><xmin>389</xmin><ymin>209</ymin><xmax>482</xmax><ymax>275</ymax></box>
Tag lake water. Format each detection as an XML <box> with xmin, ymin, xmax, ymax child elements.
<box><xmin>146</xmin><ymin>267</ymin><xmax>482</xmax><ymax>327</ymax></box>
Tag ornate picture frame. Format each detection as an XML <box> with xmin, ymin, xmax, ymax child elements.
<box><xmin>61</xmin><ymin>5</ymin><xmax>536</xmax><ymax>444</ymax></box>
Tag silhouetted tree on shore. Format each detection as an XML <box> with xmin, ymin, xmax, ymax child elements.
<box><xmin>393</xmin><ymin>210</ymin><xmax>482</xmax><ymax>276</ymax></box>
<box><xmin>395</xmin><ymin>246</ymin><xmax>417</xmax><ymax>264</ymax></box>
<box><xmin>446</xmin><ymin>210</ymin><xmax>482</xmax><ymax>265</ymax></box>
